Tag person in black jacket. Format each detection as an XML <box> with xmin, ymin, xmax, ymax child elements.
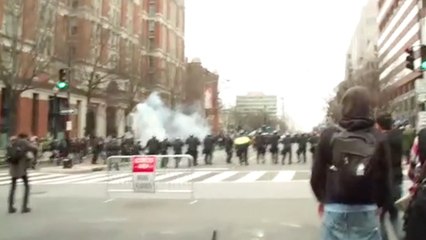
<box><xmin>310</xmin><ymin>86</ymin><xmax>392</xmax><ymax>240</ymax></box>
<box><xmin>375</xmin><ymin>113</ymin><xmax>404</xmax><ymax>240</ymax></box>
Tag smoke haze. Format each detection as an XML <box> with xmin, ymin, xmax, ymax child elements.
<box><xmin>132</xmin><ymin>92</ymin><xmax>211</xmax><ymax>144</ymax></box>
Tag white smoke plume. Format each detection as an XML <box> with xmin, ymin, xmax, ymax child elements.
<box><xmin>132</xmin><ymin>92</ymin><xmax>211</xmax><ymax>145</ymax></box>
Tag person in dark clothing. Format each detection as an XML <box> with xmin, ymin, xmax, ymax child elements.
<box><xmin>269</xmin><ymin>132</ymin><xmax>280</xmax><ymax>164</ymax></box>
<box><xmin>160</xmin><ymin>138</ymin><xmax>170</xmax><ymax>168</ymax></box>
<box><xmin>186</xmin><ymin>135</ymin><xmax>200</xmax><ymax>166</ymax></box>
<box><xmin>375</xmin><ymin>113</ymin><xmax>404</xmax><ymax>240</ymax></box>
<box><xmin>203</xmin><ymin>135</ymin><xmax>215</xmax><ymax>165</ymax></box>
<box><xmin>224</xmin><ymin>135</ymin><xmax>233</xmax><ymax>164</ymax></box>
<box><xmin>146</xmin><ymin>136</ymin><xmax>161</xmax><ymax>155</ymax></box>
<box><xmin>7</xmin><ymin>133</ymin><xmax>37</xmax><ymax>214</ymax></box>
<box><xmin>296</xmin><ymin>134</ymin><xmax>307</xmax><ymax>163</ymax></box>
<box><xmin>255</xmin><ymin>132</ymin><xmax>266</xmax><ymax>164</ymax></box>
<box><xmin>105</xmin><ymin>137</ymin><xmax>121</xmax><ymax>170</ymax></box>
<box><xmin>308</xmin><ymin>132</ymin><xmax>319</xmax><ymax>157</ymax></box>
<box><xmin>172</xmin><ymin>138</ymin><xmax>184</xmax><ymax>168</ymax></box>
<box><xmin>281</xmin><ymin>134</ymin><xmax>293</xmax><ymax>164</ymax></box>
<box><xmin>310</xmin><ymin>86</ymin><xmax>392</xmax><ymax>240</ymax></box>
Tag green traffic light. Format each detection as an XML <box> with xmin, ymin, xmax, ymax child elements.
<box><xmin>421</xmin><ymin>61</ymin><xmax>426</xmax><ymax>71</ymax></box>
<box><xmin>56</xmin><ymin>81</ymin><xmax>69</xmax><ymax>90</ymax></box>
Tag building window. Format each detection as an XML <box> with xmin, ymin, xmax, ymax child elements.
<box><xmin>2</xmin><ymin>7</ymin><xmax>21</xmax><ymax>37</ymax></box>
<box><xmin>110</xmin><ymin>0</ymin><xmax>121</xmax><ymax>26</ymax></box>
<box><xmin>127</xmin><ymin>2</ymin><xmax>133</xmax><ymax>33</ymax></box>
<box><xmin>148</xmin><ymin>21</ymin><xmax>155</xmax><ymax>32</ymax></box>
<box><xmin>31</xmin><ymin>93</ymin><xmax>39</xmax><ymax>135</ymax></box>
<box><xmin>148</xmin><ymin>0</ymin><xmax>156</xmax><ymax>17</ymax></box>
<box><xmin>71</xmin><ymin>0</ymin><xmax>79</xmax><ymax>9</ymax></box>
<box><xmin>148</xmin><ymin>38</ymin><xmax>155</xmax><ymax>51</ymax></box>
<box><xmin>148</xmin><ymin>56</ymin><xmax>155</xmax><ymax>68</ymax></box>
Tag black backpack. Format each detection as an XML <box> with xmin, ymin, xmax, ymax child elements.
<box><xmin>328</xmin><ymin>128</ymin><xmax>377</xmax><ymax>199</ymax></box>
<box><xmin>6</xmin><ymin>143</ymin><xmax>26</xmax><ymax>165</ymax></box>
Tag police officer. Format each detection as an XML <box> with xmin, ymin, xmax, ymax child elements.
<box><xmin>281</xmin><ymin>134</ymin><xmax>293</xmax><ymax>164</ymax></box>
<box><xmin>269</xmin><ymin>131</ymin><xmax>280</xmax><ymax>164</ymax></box>
<box><xmin>203</xmin><ymin>134</ymin><xmax>215</xmax><ymax>165</ymax></box>
<box><xmin>172</xmin><ymin>137</ymin><xmax>184</xmax><ymax>168</ymax></box>
<box><xmin>186</xmin><ymin>135</ymin><xmax>200</xmax><ymax>166</ymax></box>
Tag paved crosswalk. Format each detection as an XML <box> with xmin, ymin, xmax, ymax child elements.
<box><xmin>0</xmin><ymin>170</ymin><xmax>312</xmax><ymax>186</ymax></box>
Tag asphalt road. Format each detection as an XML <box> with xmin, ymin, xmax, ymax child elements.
<box><xmin>0</xmin><ymin>147</ymin><xmax>399</xmax><ymax>240</ymax></box>
<box><xmin>0</xmin><ymin>195</ymin><xmax>320</xmax><ymax>240</ymax></box>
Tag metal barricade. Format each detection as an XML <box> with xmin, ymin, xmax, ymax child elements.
<box><xmin>105</xmin><ymin>154</ymin><xmax>194</xmax><ymax>200</ymax></box>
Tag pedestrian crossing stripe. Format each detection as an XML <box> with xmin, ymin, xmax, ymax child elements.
<box><xmin>0</xmin><ymin>170</ymin><xmax>305</xmax><ymax>185</ymax></box>
<box><xmin>0</xmin><ymin>170</ymin><xmax>410</xmax><ymax>186</ymax></box>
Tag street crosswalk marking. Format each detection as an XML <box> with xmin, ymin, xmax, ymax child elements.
<box><xmin>0</xmin><ymin>170</ymin><xmax>322</xmax><ymax>186</ymax></box>
<box><xmin>235</xmin><ymin>171</ymin><xmax>266</xmax><ymax>182</ymax></box>
<box><xmin>47</xmin><ymin>173</ymin><xmax>107</xmax><ymax>184</ymax></box>
<box><xmin>201</xmin><ymin>171</ymin><xmax>239</xmax><ymax>183</ymax></box>
<box><xmin>169</xmin><ymin>171</ymin><xmax>212</xmax><ymax>183</ymax></box>
<box><xmin>272</xmin><ymin>171</ymin><xmax>296</xmax><ymax>182</ymax></box>
<box><xmin>76</xmin><ymin>173</ymin><xmax>130</xmax><ymax>184</ymax></box>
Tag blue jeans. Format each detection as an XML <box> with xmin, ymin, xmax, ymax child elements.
<box><xmin>321</xmin><ymin>209</ymin><xmax>381</xmax><ymax>240</ymax></box>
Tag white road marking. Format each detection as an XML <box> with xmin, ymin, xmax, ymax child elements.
<box><xmin>201</xmin><ymin>171</ymin><xmax>239</xmax><ymax>183</ymax></box>
<box><xmin>77</xmin><ymin>173</ymin><xmax>130</xmax><ymax>183</ymax></box>
<box><xmin>235</xmin><ymin>171</ymin><xmax>266</xmax><ymax>182</ymax></box>
<box><xmin>169</xmin><ymin>171</ymin><xmax>212</xmax><ymax>183</ymax></box>
<box><xmin>47</xmin><ymin>173</ymin><xmax>108</xmax><ymax>184</ymax></box>
<box><xmin>272</xmin><ymin>171</ymin><xmax>296</xmax><ymax>182</ymax></box>
<box><xmin>155</xmin><ymin>172</ymin><xmax>186</xmax><ymax>181</ymax></box>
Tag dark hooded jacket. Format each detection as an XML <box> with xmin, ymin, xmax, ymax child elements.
<box><xmin>310</xmin><ymin>86</ymin><xmax>392</xmax><ymax>207</ymax></box>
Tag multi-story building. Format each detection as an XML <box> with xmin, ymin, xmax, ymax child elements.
<box><xmin>145</xmin><ymin>0</ymin><xmax>185</xmax><ymax>104</ymax></box>
<box><xmin>0</xmin><ymin>0</ymin><xmax>185</xmax><ymax>146</ymax></box>
<box><xmin>377</xmin><ymin>0</ymin><xmax>421</xmax><ymax>124</ymax></box>
<box><xmin>345</xmin><ymin>0</ymin><xmax>378</xmax><ymax>77</ymax></box>
<box><xmin>184</xmin><ymin>59</ymin><xmax>220</xmax><ymax>133</ymax></box>
<box><xmin>235</xmin><ymin>93</ymin><xmax>278</xmax><ymax>117</ymax></box>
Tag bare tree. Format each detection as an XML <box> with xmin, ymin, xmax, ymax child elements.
<box><xmin>326</xmin><ymin>59</ymin><xmax>390</xmax><ymax>122</ymax></box>
<box><xmin>165</xmin><ymin>62</ymin><xmax>182</xmax><ymax>109</ymax></box>
<box><xmin>0</xmin><ymin>0</ymin><xmax>56</xmax><ymax>135</ymax></box>
<box><xmin>78</xmin><ymin>24</ymin><xmax>119</xmax><ymax>129</ymax></box>
<box><xmin>123</xmin><ymin>53</ymin><xmax>149</xmax><ymax>118</ymax></box>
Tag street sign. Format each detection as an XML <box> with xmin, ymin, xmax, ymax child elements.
<box><xmin>132</xmin><ymin>156</ymin><xmax>157</xmax><ymax>193</ymax></box>
<box><xmin>59</xmin><ymin>109</ymin><xmax>77</xmax><ymax>115</ymax></box>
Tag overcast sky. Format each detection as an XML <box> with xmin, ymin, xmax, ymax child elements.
<box><xmin>185</xmin><ymin>0</ymin><xmax>368</xmax><ymax>131</ymax></box>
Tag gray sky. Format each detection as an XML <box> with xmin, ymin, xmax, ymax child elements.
<box><xmin>185</xmin><ymin>0</ymin><xmax>368</xmax><ymax>131</ymax></box>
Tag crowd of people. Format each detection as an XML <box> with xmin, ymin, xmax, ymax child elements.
<box><xmin>310</xmin><ymin>86</ymin><xmax>424</xmax><ymax>240</ymax></box>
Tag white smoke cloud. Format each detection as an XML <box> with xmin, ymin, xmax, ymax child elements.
<box><xmin>132</xmin><ymin>92</ymin><xmax>211</xmax><ymax>144</ymax></box>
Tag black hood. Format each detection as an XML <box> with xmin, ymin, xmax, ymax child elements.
<box><xmin>338</xmin><ymin>86</ymin><xmax>375</xmax><ymax>131</ymax></box>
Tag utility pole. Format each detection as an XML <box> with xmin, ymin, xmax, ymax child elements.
<box><xmin>65</xmin><ymin>45</ymin><xmax>72</xmax><ymax>139</ymax></box>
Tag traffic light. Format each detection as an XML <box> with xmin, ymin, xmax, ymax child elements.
<box><xmin>56</xmin><ymin>68</ymin><xmax>69</xmax><ymax>90</ymax></box>
<box><xmin>421</xmin><ymin>45</ymin><xmax>426</xmax><ymax>71</ymax></box>
<box><xmin>405</xmin><ymin>47</ymin><xmax>415</xmax><ymax>70</ymax></box>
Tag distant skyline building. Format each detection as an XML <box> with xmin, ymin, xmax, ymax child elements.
<box><xmin>345</xmin><ymin>0</ymin><xmax>378</xmax><ymax>78</ymax></box>
<box><xmin>377</xmin><ymin>0</ymin><xmax>421</xmax><ymax>124</ymax></box>
<box><xmin>235</xmin><ymin>93</ymin><xmax>277</xmax><ymax>117</ymax></box>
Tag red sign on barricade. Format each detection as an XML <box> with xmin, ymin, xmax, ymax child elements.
<box><xmin>132</xmin><ymin>155</ymin><xmax>157</xmax><ymax>173</ymax></box>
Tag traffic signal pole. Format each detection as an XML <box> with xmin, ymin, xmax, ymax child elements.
<box><xmin>65</xmin><ymin>45</ymin><xmax>72</xmax><ymax>140</ymax></box>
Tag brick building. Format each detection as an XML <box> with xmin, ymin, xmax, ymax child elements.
<box><xmin>0</xmin><ymin>0</ymin><xmax>185</xmax><ymax>146</ymax></box>
<box><xmin>184</xmin><ymin>59</ymin><xmax>220</xmax><ymax>133</ymax></box>
<box><xmin>377</xmin><ymin>0</ymin><xmax>422</xmax><ymax>124</ymax></box>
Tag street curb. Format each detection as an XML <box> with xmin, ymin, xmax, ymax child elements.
<box><xmin>39</xmin><ymin>165</ymin><xmax>106</xmax><ymax>174</ymax></box>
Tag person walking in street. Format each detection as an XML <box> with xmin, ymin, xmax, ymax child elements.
<box><xmin>375</xmin><ymin>113</ymin><xmax>404</xmax><ymax>240</ymax></box>
<box><xmin>310</xmin><ymin>86</ymin><xmax>392</xmax><ymax>240</ymax></box>
<box><xmin>7</xmin><ymin>133</ymin><xmax>38</xmax><ymax>214</ymax></box>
